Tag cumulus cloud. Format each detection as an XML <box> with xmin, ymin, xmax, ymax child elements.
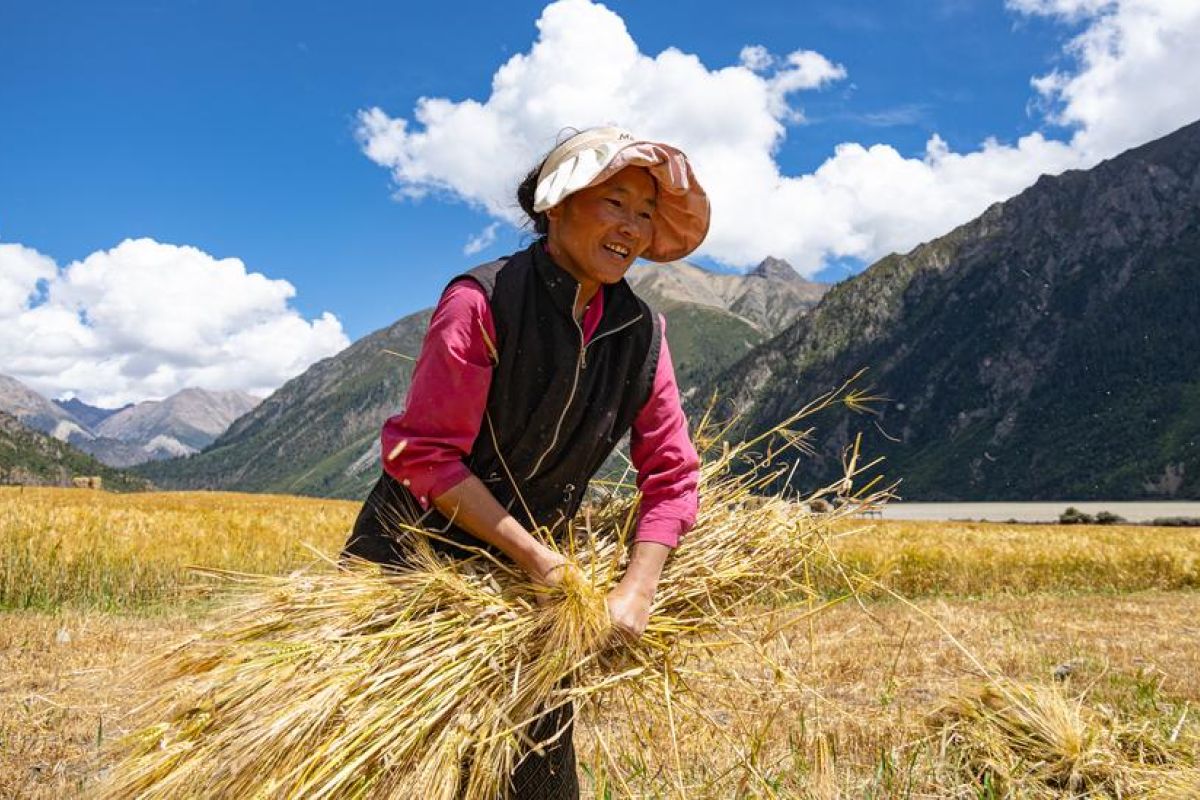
<box><xmin>357</xmin><ymin>0</ymin><xmax>1200</xmax><ymax>275</ymax></box>
<box><xmin>463</xmin><ymin>222</ymin><xmax>500</xmax><ymax>255</ymax></box>
<box><xmin>0</xmin><ymin>243</ymin><xmax>56</xmax><ymax>315</ymax></box>
<box><xmin>0</xmin><ymin>238</ymin><xmax>349</xmax><ymax>406</ymax></box>
<box><xmin>1012</xmin><ymin>0</ymin><xmax>1200</xmax><ymax>160</ymax></box>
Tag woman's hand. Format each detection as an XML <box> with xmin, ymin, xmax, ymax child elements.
<box><xmin>432</xmin><ymin>476</ymin><xmax>581</xmax><ymax>597</ymax></box>
<box><xmin>606</xmin><ymin>580</ymin><xmax>654</xmax><ymax>639</ymax></box>
<box><xmin>529</xmin><ymin>549</ymin><xmax>583</xmax><ymax>604</ymax></box>
<box><xmin>606</xmin><ymin>542</ymin><xmax>670</xmax><ymax>641</ymax></box>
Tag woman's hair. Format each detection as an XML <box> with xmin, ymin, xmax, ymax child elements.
<box><xmin>516</xmin><ymin>128</ymin><xmax>582</xmax><ymax>237</ymax></box>
<box><xmin>516</xmin><ymin>163</ymin><xmax>549</xmax><ymax>236</ymax></box>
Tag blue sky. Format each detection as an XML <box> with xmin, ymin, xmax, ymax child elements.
<box><xmin>2</xmin><ymin>0</ymin><xmax>1198</xmax><ymax>404</ymax></box>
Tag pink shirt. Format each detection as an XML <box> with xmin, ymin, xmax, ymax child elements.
<box><xmin>381</xmin><ymin>279</ymin><xmax>699</xmax><ymax>548</ymax></box>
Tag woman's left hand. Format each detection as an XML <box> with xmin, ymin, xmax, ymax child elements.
<box><xmin>606</xmin><ymin>581</ymin><xmax>654</xmax><ymax>640</ymax></box>
<box><xmin>605</xmin><ymin>541</ymin><xmax>670</xmax><ymax>641</ymax></box>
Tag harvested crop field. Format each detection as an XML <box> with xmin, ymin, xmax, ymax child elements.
<box><xmin>2</xmin><ymin>487</ymin><xmax>1198</xmax><ymax>797</ymax></box>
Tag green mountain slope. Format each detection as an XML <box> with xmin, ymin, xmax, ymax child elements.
<box><xmin>702</xmin><ymin>119</ymin><xmax>1200</xmax><ymax>500</ymax></box>
<box><xmin>0</xmin><ymin>411</ymin><xmax>149</xmax><ymax>491</ymax></box>
<box><xmin>139</xmin><ymin>310</ymin><xmax>431</xmax><ymax>499</ymax></box>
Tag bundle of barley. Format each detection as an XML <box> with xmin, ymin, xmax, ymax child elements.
<box><xmin>97</xmin><ymin>386</ymin><xmax>884</xmax><ymax>799</ymax></box>
<box><xmin>931</xmin><ymin>679</ymin><xmax>1198</xmax><ymax>799</ymax></box>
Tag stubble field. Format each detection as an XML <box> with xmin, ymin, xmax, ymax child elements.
<box><xmin>2</xmin><ymin>486</ymin><xmax>1198</xmax><ymax>798</ymax></box>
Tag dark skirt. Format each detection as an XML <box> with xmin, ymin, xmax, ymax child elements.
<box><xmin>342</xmin><ymin>474</ymin><xmax>580</xmax><ymax>800</ymax></box>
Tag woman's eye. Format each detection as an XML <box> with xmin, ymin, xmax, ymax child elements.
<box><xmin>638</xmin><ymin>211</ymin><xmax>653</xmax><ymax>220</ymax></box>
<box><xmin>605</xmin><ymin>198</ymin><xmax>622</xmax><ymax>207</ymax></box>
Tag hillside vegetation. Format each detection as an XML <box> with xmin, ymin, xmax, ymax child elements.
<box><xmin>0</xmin><ymin>412</ymin><xmax>149</xmax><ymax>492</ymax></box>
<box><xmin>704</xmin><ymin>119</ymin><xmax>1200</xmax><ymax>500</ymax></box>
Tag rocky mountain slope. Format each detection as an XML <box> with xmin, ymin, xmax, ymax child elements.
<box><xmin>0</xmin><ymin>375</ymin><xmax>92</xmax><ymax>442</ymax></box>
<box><xmin>0</xmin><ymin>410</ymin><xmax>149</xmax><ymax>490</ymax></box>
<box><xmin>702</xmin><ymin>119</ymin><xmax>1200</xmax><ymax>500</ymax></box>
<box><xmin>626</xmin><ymin>257</ymin><xmax>827</xmax><ymax>388</ymax></box>
<box><xmin>53</xmin><ymin>397</ymin><xmax>131</xmax><ymax>429</ymax></box>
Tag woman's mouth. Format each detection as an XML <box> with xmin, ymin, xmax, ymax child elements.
<box><xmin>603</xmin><ymin>242</ymin><xmax>630</xmax><ymax>258</ymax></box>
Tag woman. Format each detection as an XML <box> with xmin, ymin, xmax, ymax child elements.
<box><xmin>344</xmin><ymin>126</ymin><xmax>709</xmax><ymax>798</ymax></box>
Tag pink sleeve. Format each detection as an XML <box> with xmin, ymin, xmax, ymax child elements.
<box><xmin>380</xmin><ymin>280</ymin><xmax>496</xmax><ymax>510</ymax></box>
<box><xmin>629</xmin><ymin>315</ymin><xmax>700</xmax><ymax>548</ymax></box>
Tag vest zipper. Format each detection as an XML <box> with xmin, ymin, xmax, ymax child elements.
<box><xmin>584</xmin><ymin>312</ymin><xmax>643</xmax><ymax>357</ymax></box>
<box><xmin>526</xmin><ymin>285</ymin><xmax>586</xmax><ymax>480</ymax></box>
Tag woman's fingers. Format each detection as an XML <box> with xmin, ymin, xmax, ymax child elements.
<box><xmin>530</xmin><ymin>553</ymin><xmax>582</xmax><ymax>605</ymax></box>
<box><xmin>605</xmin><ymin>585</ymin><xmax>650</xmax><ymax>640</ymax></box>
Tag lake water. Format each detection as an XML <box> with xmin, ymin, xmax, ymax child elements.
<box><xmin>878</xmin><ymin>501</ymin><xmax>1200</xmax><ymax>523</ymax></box>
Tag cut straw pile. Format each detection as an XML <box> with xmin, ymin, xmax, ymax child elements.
<box><xmin>931</xmin><ymin>679</ymin><xmax>1200</xmax><ymax>799</ymax></box>
<box><xmin>96</xmin><ymin>387</ymin><xmax>884</xmax><ymax>799</ymax></box>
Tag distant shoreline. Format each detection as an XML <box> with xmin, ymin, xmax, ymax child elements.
<box><xmin>879</xmin><ymin>501</ymin><xmax>1200</xmax><ymax>524</ymax></box>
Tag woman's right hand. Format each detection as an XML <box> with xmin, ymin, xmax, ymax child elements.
<box><xmin>529</xmin><ymin>548</ymin><xmax>582</xmax><ymax>603</ymax></box>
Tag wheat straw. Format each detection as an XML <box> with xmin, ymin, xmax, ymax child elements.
<box><xmin>95</xmin><ymin>383</ymin><xmax>888</xmax><ymax>799</ymax></box>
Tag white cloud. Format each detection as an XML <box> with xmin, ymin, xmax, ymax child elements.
<box><xmin>463</xmin><ymin>222</ymin><xmax>500</xmax><ymax>255</ymax></box>
<box><xmin>0</xmin><ymin>244</ymin><xmax>56</xmax><ymax>317</ymax></box>
<box><xmin>738</xmin><ymin>45</ymin><xmax>773</xmax><ymax>73</ymax></box>
<box><xmin>0</xmin><ymin>238</ymin><xmax>349</xmax><ymax>406</ymax></box>
<box><xmin>1012</xmin><ymin>0</ymin><xmax>1200</xmax><ymax>161</ymax></box>
<box><xmin>358</xmin><ymin>0</ymin><xmax>1200</xmax><ymax>275</ymax></box>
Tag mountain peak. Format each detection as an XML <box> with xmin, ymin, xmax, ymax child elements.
<box><xmin>54</xmin><ymin>397</ymin><xmax>131</xmax><ymax>429</ymax></box>
<box><xmin>750</xmin><ymin>256</ymin><xmax>799</xmax><ymax>282</ymax></box>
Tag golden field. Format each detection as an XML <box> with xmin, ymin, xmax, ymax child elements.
<box><xmin>2</xmin><ymin>486</ymin><xmax>1198</xmax><ymax>798</ymax></box>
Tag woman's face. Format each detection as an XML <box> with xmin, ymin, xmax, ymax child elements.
<box><xmin>545</xmin><ymin>166</ymin><xmax>657</xmax><ymax>288</ymax></box>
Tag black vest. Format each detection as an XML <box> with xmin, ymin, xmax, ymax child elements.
<box><xmin>346</xmin><ymin>241</ymin><xmax>661</xmax><ymax>565</ymax></box>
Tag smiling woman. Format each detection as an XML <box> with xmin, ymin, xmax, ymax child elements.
<box><xmin>343</xmin><ymin>126</ymin><xmax>710</xmax><ymax>798</ymax></box>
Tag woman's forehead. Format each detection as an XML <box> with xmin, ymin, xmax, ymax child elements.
<box><xmin>597</xmin><ymin>166</ymin><xmax>657</xmax><ymax>202</ymax></box>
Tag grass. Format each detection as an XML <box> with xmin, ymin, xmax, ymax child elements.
<box><xmin>831</xmin><ymin>519</ymin><xmax>1200</xmax><ymax>597</ymax></box>
<box><xmin>4</xmin><ymin>487</ymin><xmax>1198</xmax><ymax>613</ymax></box>
<box><xmin>0</xmin><ymin>487</ymin><xmax>356</xmax><ymax>611</ymax></box>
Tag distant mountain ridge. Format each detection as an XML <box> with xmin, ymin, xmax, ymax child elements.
<box><xmin>626</xmin><ymin>256</ymin><xmax>826</xmax><ymax>336</ymax></box>
<box><xmin>626</xmin><ymin>256</ymin><xmax>828</xmax><ymax>388</ymax></box>
<box><xmin>54</xmin><ymin>398</ymin><xmax>131</xmax><ymax>429</ymax></box>
<box><xmin>700</xmin><ymin>118</ymin><xmax>1200</xmax><ymax>500</ymax></box>
<box><xmin>0</xmin><ymin>376</ymin><xmax>259</xmax><ymax>468</ymax></box>
<box><xmin>0</xmin><ymin>374</ymin><xmax>91</xmax><ymax>442</ymax></box>
<box><xmin>142</xmin><ymin>255</ymin><xmax>820</xmax><ymax>499</ymax></box>
<box><xmin>96</xmin><ymin>388</ymin><xmax>260</xmax><ymax>452</ymax></box>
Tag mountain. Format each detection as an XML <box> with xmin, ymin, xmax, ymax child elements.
<box><xmin>0</xmin><ymin>410</ymin><xmax>149</xmax><ymax>491</ymax></box>
<box><xmin>0</xmin><ymin>377</ymin><xmax>261</xmax><ymax>468</ymax></box>
<box><xmin>626</xmin><ymin>257</ymin><xmax>828</xmax><ymax>388</ymax></box>
<box><xmin>701</xmin><ymin>119</ymin><xmax>1200</xmax><ymax>500</ymax></box>
<box><xmin>140</xmin><ymin>256</ymin><xmax>824</xmax><ymax>500</ymax></box>
<box><xmin>0</xmin><ymin>374</ymin><xmax>92</xmax><ymax>442</ymax></box>
<box><xmin>54</xmin><ymin>397</ymin><xmax>131</xmax><ymax>429</ymax></box>
<box><xmin>138</xmin><ymin>310</ymin><xmax>433</xmax><ymax>498</ymax></box>
<box><xmin>95</xmin><ymin>388</ymin><xmax>260</xmax><ymax>452</ymax></box>
<box><xmin>627</xmin><ymin>256</ymin><xmax>826</xmax><ymax>335</ymax></box>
